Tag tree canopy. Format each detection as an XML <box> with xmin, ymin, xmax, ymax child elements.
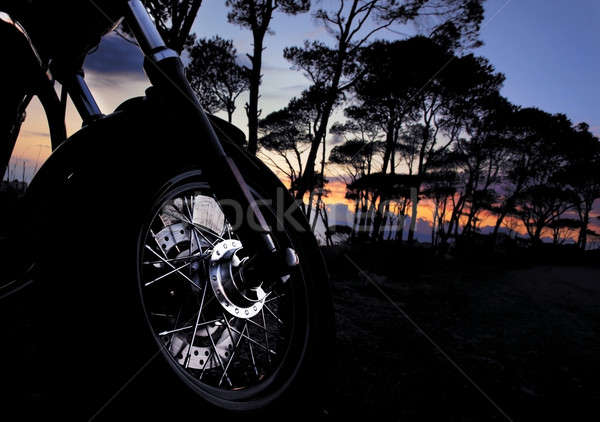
<box><xmin>186</xmin><ymin>36</ymin><xmax>249</xmax><ymax>122</ymax></box>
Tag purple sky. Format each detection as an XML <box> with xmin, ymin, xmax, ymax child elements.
<box><xmin>5</xmin><ymin>0</ymin><xmax>599</xmax><ymax>241</ymax></box>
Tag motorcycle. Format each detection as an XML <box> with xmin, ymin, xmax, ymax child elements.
<box><xmin>0</xmin><ymin>1</ymin><xmax>333</xmax><ymax>417</ymax></box>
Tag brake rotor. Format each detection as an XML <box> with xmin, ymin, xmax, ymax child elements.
<box><xmin>168</xmin><ymin>321</ymin><xmax>240</xmax><ymax>370</ymax></box>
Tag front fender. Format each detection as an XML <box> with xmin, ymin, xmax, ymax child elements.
<box><xmin>28</xmin><ymin>95</ymin><xmax>250</xmax><ymax>199</ymax></box>
<box><xmin>26</xmin><ymin>95</ymin><xmax>320</xmax><ymax>254</ymax></box>
<box><xmin>23</xmin><ymin>94</ymin><xmax>330</xmax><ymax>331</ymax></box>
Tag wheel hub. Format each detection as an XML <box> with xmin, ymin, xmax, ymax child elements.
<box><xmin>209</xmin><ymin>240</ymin><xmax>266</xmax><ymax>319</ymax></box>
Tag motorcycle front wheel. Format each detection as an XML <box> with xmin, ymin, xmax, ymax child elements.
<box><xmin>37</xmin><ymin>166</ymin><xmax>334</xmax><ymax>418</ymax></box>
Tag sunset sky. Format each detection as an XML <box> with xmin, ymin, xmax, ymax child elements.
<box><xmin>5</xmin><ymin>0</ymin><xmax>600</xmax><ymax>241</ymax></box>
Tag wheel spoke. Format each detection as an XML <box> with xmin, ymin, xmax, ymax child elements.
<box><xmin>246</xmin><ymin>317</ymin><xmax>285</xmax><ymax>341</ymax></box>
<box><xmin>184</xmin><ymin>278</ymin><xmax>209</xmax><ymax>368</ymax></box>
<box><xmin>226</xmin><ymin>317</ymin><xmax>277</xmax><ymax>356</ymax></box>
<box><xmin>192</xmin><ymin>224</ymin><xmax>222</xmax><ymax>245</ymax></box>
<box><xmin>218</xmin><ymin>322</ymin><xmax>247</xmax><ymax>387</ymax></box>
<box><xmin>158</xmin><ymin>318</ymin><xmax>222</xmax><ymax>336</ymax></box>
<box><xmin>182</xmin><ymin>196</ymin><xmax>204</xmax><ymax>250</ymax></box>
<box><xmin>264</xmin><ymin>304</ymin><xmax>284</xmax><ymax>326</ymax></box>
<box><xmin>245</xmin><ymin>325</ymin><xmax>259</xmax><ymax>378</ymax></box>
<box><xmin>141</xmin><ymin>187</ymin><xmax>293</xmax><ymax>392</ymax></box>
<box><xmin>261</xmin><ymin>309</ymin><xmax>272</xmax><ymax>365</ymax></box>
<box><xmin>151</xmin><ymin>312</ymin><xmax>175</xmax><ymax>318</ymax></box>
<box><xmin>144</xmin><ymin>245</ymin><xmax>201</xmax><ymax>290</ymax></box>
<box><xmin>266</xmin><ymin>293</ymin><xmax>287</xmax><ymax>303</ymax></box>
<box><xmin>199</xmin><ymin>348</ymin><xmax>214</xmax><ymax>380</ymax></box>
<box><xmin>205</xmin><ymin>324</ymin><xmax>233</xmax><ymax>387</ymax></box>
<box><xmin>145</xmin><ymin>260</ymin><xmax>192</xmax><ymax>287</ymax></box>
<box><xmin>143</xmin><ymin>254</ymin><xmax>199</xmax><ymax>265</ymax></box>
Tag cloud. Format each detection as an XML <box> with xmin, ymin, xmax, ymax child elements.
<box><xmin>280</xmin><ymin>83</ymin><xmax>309</xmax><ymax>91</ymax></box>
<box><xmin>83</xmin><ymin>33</ymin><xmax>145</xmax><ymax>80</ymax></box>
<box><xmin>329</xmin><ymin>133</ymin><xmax>344</xmax><ymax>146</ymax></box>
<box><xmin>262</xmin><ymin>63</ymin><xmax>292</xmax><ymax>73</ymax></box>
<box><xmin>304</xmin><ymin>25</ymin><xmax>327</xmax><ymax>40</ymax></box>
<box><xmin>20</xmin><ymin>130</ymin><xmax>49</xmax><ymax>138</ymax></box>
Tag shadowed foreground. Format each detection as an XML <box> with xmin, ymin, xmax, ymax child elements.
<box><xmin>326</xmin><ymin>246</ymin><xmax>600</xmax><ymax>420</ymax></box>
<box><xmin>1</xmin><ymin>245</ymin><xmax>599</xmax><ymax>420</ymax></box>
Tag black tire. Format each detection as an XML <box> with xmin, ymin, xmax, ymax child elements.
<box><xmin>35</xmin><ymin>164</ymin><xmax>334</xmax><ymax>420</ymax></box>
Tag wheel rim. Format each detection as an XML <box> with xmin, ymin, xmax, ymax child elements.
<box><xmin>138</xmin><ymin>182</ymin><xmax>303</xmax><ymax>398</ymax></box>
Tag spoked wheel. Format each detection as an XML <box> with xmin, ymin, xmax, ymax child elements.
<box><xmin>33</xmin><ymin>166</ymin><xmax>332</xmax><ymax>417</ymax></box>
<box><xmin>136</xmin><ymin>176</ymin><xmax>324</xmax><ymax>411</ymax></box>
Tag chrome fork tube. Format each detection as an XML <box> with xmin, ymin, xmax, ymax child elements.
<box><xmin>123</xmin><ymin>0</ymin><xmax>278</xmax><ymax>257</ymax></box>
<box><xmin>125</xmin><ymin>0</ymin><xmax>178</xmax><ymax>62</ymax></box>
<box><xmin>67</xmin><ymin>73</ymin><xmax>102</xmax><ymax>125</ymax></box>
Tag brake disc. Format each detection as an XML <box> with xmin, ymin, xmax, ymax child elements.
<box><xmin>169</xmin><ymin>322</ymin><xmax>240</xmax><ymax>370</ymax></box>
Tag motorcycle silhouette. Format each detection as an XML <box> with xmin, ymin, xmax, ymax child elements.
<box><xmin>0</xmin><ymin>1</ymin><xmax>333</xmax><ymax>417</ymax></box>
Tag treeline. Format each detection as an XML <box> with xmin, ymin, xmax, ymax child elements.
<box><xmin>257</xmin><ymin>36</ymin><xmax>600</xmax><ymax>249</ymax></box>
<box><xmin>138</xmin><ymin>1</ymin><xmax>599</xmax><ymax>249</ymax></box>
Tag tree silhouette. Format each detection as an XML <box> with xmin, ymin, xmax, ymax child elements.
<box><xmin>491</xmin><ymin>108</ymin><xmax>574</xmax><ymax>243</ymax></box>
<box><xmin>139</xmin><ymin>0</ymin><xmax>203</xmax><ymax>53</ymax></box>
<box><xmin>422</xmin><ymin>170</ymin><xmax>459</xmax><ymax>245</ymax></box>
<box><xmin>186</xmin><ymin>36</ymin><xmax>249</xmax><ymax>122</ymax></box>
<box><xmin>329</xmin><ymin>108</ymin><xmax>384</xmax><ymax>180</ymax></box>
<box><xmin>444</xmin><ymin>93</ymin><xmax>511</xmax><ymax>241</ymax></box>
<box><xmin>547</xmin><ymin>218</ymin><xmax>581</xmax><ymax>246</ymax></box>
<box><xmin>349</xmin><ymin>38</ymin><xmax>424</xmax><ymax>175</ymax></box>
<box><xmin>225</xmin><ymin>0</ymin><xmax>311</xmax><ymax>155</ymax></box>
<box><xmin>286</xmin><ymin>0</ymin><xmax>486</xmax><ymax>203</ymax></box>
<box><xmin>330</xmin><ymin>132</ymin><xmax>384</xmax><ymax>239</ymax></box>
<box><xmin>516</xmin><ymin>185</ymin><xmax>574</xmax><ymax>246</ymax></box>
<box><xmin>258</xmin><ymin>106</ymin><xmax>308</xmax><ymax>192</ymax></box>
<box><xmin>258</xmin><ymin>87</ymin><xmax>323</xmax><ymax>196</ymax></box>
<box><xmin>395</xmin><ymin>48</ymin><xmax>503</xmax><ymax>243</ymax></box>
<box><xmin>345</xmin><ymin>173</ymin><xmax>418</xmax><ymax>239</ymax></box>
<box><xmin>561</xmin><ymin>123</ymin><xmax>600</xmax><ymax>249</ymax></box>
<box><xmin>329</xmin><ymin>139</ymin><xmax>381</xmax><ymax>181</ymax></box>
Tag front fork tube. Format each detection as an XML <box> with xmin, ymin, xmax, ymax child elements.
<box><xmin>124</xmin><ymin>0</ymin><xmax>277</xmax><ymax>258</ymax></box>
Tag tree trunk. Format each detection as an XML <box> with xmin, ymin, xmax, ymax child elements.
<box><xmin>396</xmin><ymin>199</ymin><xmax>408</xmax><ymax>242</ymax></box>
<box><xmin>407</xmin><ymin>188</ymin><xmax>419</xmax><ymax>244</ymax></box>
<box><xmin>295</xmin><ymin>49</ymin><xmax>344</xmax><ymax>201</ymax></box>
<box><xmin>312</xmin><ymin>133</ymin><xmax>327</xmax><ymax>228</ymax></box>
<box><xmin>173</xmin><ymin>0</ymin><xmax>203</xmax><ymax>54</ymax></box>
<box><xmin>246</xmin><ymin>31</ymin><xmax>265</xmax><ymax>155</ymax></box>
<box><xmin>351</xmin><ymin>197</ymin><xmax>359</xmax><ymax>238</ymax></box>
<box><xmin>532</xmin><ymin>223</ymin><xmax>544</xmax><ymax>246</ymax></box>
<box><xmin>431</xmin><ymin>202</ymin><xmax>439</xmax><ymax>245</ymax></box>
<box><xmin>371</xmin><ymin>194</ymin><xmax>385</xmax><ymax>240</ymax></box>
<box><xmin>491</xmin><ymin>210</ymin><xmax>507</xmax><ymax>241</ymax></box>
<box><xmin>306</xmin><ymin>189</ymin><xmax>315</xmax><ymax>223</ymax></box>
<box><xmin>462</xmin><ymin>202</ymin><xmax>478</xmax><ymax>237</ymax></box>
<box><xmin>397</xmin><ymin>214</ymin><xmax>405</xmax><ymax>241</ymax></box>
<box><xmin>380</xmin><ymin>121</ymin><xmax>395</xmax><ymax>174</ymax></box>
<box><xmin>311</xmin><ymin>194</ymin><xmax>320</xmax><ymax>233</ymax></box>
<box><xmin>319</xmin><ymin>199</ymin><xmax>333</xmax><ymax>247</ymax></box>
<box><xmin>295</xmin><ymin>99</ymin><xmax>334</xmax><ymax>200</ymax></box>
<box><xmin>365</xmin><ymin>199</ymin><xmax>376</xmax><ymax>238</ymax></box>
<box><xmin>357</xmin><ymin>195</ymin><xmax>369</xmax><ymax>239</ymax></box>
<box><xmin>578</xmin><ymin>207</ymin><xmax>590</xmax><ymax>250</ymax></box>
